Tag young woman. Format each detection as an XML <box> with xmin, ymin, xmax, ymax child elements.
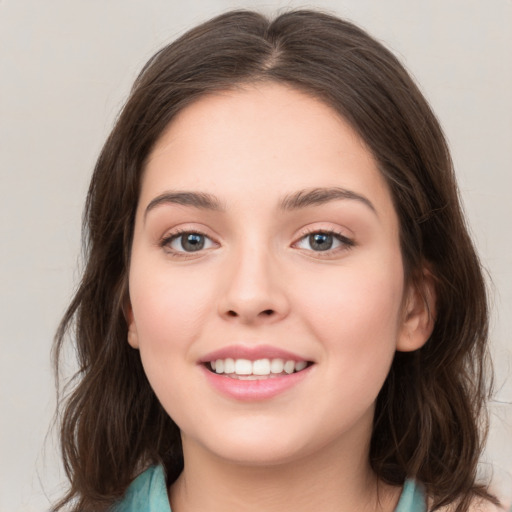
<box><xmin>52</xmin><ymin>9</ymin><xmax>504</xmax><ymax>512</ymax></box>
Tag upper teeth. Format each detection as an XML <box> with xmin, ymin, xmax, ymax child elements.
<box><xmin>211</xmin><ymin>358</ymin><xmax>307</xmax><ymax>376</ymax></box>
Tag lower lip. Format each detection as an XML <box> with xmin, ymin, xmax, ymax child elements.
<box><xmin>201</xmin><ymin>365</ymin><xmax>313</xmax><ymax>401</ymax></box>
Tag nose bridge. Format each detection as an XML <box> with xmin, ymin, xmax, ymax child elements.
<box><xmin>219</xmin><ymin>231</ymin><xmax>288</xmax><ymax>323</ymax></box>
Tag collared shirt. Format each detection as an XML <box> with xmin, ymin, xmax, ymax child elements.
<box><xmin>113</xmin><ymin>465</ymin><xmax>427</xmax><ymax>512</ymax></box>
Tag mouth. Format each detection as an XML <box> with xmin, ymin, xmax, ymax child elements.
<box><xmin>205</xmin><ymin>358</ymin><xmax>313</xmax><ymax>380</ymax></box>
<box><xmin>200</xmin><ymin>346</ymin><xmax>314</xmax><ymax>399</ymax></box>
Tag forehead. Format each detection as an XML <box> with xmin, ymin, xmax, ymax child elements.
<box><xmin>140</xmin><ymin>83</ymin><xmax>396</xmax><ymax>223</ymax></box>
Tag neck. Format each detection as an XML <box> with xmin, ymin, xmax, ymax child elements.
<box><xmin>169</xmin><ymin>431</ymin><xmax>401</xmax><ymax>512</ymax></box>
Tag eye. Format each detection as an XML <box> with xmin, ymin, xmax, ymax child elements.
<box><xmin>162</xmin><ymin>230</ymin><xmax>216</xmax><ymax>254</ymax></box>
<box><xmin>294</xmin><ymin>230</ymin><xmax>354</xmax><ymax>253</ymax></box>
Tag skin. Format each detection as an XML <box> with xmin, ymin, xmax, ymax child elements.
<box><xmin>127</xmin><ymin>83</ymin><xmax>434</xmax><ymax>512</ymax></box>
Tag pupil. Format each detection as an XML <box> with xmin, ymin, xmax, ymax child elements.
<box><xmin>310</xmin><ymin>233</ymin><xmax>333</xmax><ymax>251</ymax></box>
<box><xmin>182</xmin><ymin>233</ymin><xmax>204</xmax><ymax>252</ymax></box>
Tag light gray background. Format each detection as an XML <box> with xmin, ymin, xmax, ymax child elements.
<box><xmin>1</xmin><ymin>1</ymin><xmax>511</xmax><ymax>511</ymax></box>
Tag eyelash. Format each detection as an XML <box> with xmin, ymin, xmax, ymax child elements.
<box><xmin>159</xmin><ymin>228</ymin><xmax>217</xmax><ymax>259</ymax></box>
<box><xmin>159</xmin><ymin>227</ymin><xmax>355</xmax><ymax>258</ymax></box>
<box><xmin>293</xmin><ymin>228</ymin><xmax>355</xmax><ymax>256</ymax></box>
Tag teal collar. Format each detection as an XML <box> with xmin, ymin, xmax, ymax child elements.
<box><xmin>114</xmin><ymin>465</ymin><xmax>427</xmax><ymax>512</ymax></box>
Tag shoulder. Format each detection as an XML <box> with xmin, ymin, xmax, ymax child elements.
<box><xmin>111</xmin><ymin>465</ymin><xmax>172</xmax><ymax>512</ymax></box>
<box><xmin>431</xmin><ymin>497</ymin><xmax>508</xmax><ymax>512</ymax></box>
<box><xmin>462</xmin><ymin>500</ymin><xmax>508</xmax><ymax>512</ymax></box>
<box><xmin>411</xmin><ymin>481</ymin><xmax>508</xmax><ymax>512</ymax></box>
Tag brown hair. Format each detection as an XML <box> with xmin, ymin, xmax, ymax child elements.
<box><xmin>52</xmin><ymin>9</ymin><xmax>496</xmax><ymax>511</ymax></box>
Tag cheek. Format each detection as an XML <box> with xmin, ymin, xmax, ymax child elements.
<box><xmin>302</xmin><ymin>263</ymin><xmax>402</xmax><ymax>316</ymax></box>
<box><xmin>128</xmin><ymin>268</ymin><xmax>213</xmax><ymax>418</ymax></box>
<box><xmin>292</xmin><ymin>255</ymin><xmax>404</xmax><ymax>369</ymax></box>
<box><xmin>129</xmin><ymin>264</ymin><xmax>214</xmax><ymax>351</ymax></box>
<box><xmin>295</xmin><ymin>263</ymin><xmax>404</xmax><ymax>422</ymax></box>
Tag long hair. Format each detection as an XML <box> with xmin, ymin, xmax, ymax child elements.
<box><xmin>52</xmin><ymin>9</ymin><xmax>495</xmax><ymax>511</ymax></box>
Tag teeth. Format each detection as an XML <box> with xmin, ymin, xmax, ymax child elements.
<box><xmin>253</xmin><ymin>359</ymin><xmax>270</xmax><ymax>375</ymax></box>
<box><xmin>209</xmin><ymin>358</ymin><xmax>308</xmax><ymax>376</ymax></box>
<box><xmin>295</xmin><ymin>361</ymin><xmax>307</xmax><ymax>372</ymax></box>
<box><xmin>224</xmin><ymin>358</ymin><xmax>235</xmax><ymax>374</ymax></box>
<box><xmin>284</xmin><ymin>360</ymin><xmax>295</xmax><ymax>374</ymax></box>
<box><xmin>235</xmin><ymin>359</ymin><xmax>252</xmax><ymax>375</ymax></box>
<box><xmin>215</xmin><ymin>359</ymin><xmax>224</xmax><ymax>374</ymax></box>
<box><xmin>270</xmin><ymin>359</ymin><xmax>284</xmax><ymax>373</ymax></box>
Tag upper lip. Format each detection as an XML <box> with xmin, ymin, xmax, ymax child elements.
<box><xmin>199</xmin><ymin>344</ymin><xmax>311</xmax><ymax>364</ymax></box>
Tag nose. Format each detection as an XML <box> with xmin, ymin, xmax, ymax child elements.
<box><xmin>217</xmin><ymin>243</ymin><xmax>290</xmax><ymax>325</ymax></box>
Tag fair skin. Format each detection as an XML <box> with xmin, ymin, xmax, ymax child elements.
<box><xmin>127</xmin><ymin>83</ymin><xmax>434</xmax><ymax>512</ymax></box>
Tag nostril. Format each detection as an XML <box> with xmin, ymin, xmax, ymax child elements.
<box><xmin>224</xmin><ymin>309</ymin><xmax>275</xmax><ymax>319</ymax></box>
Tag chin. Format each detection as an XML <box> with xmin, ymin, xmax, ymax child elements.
<box><xmin>211</xmin><ymin>440</ymin><xmax>307</xmax><ymax>467</ymax></box>
<box><xmin>186</xmin><ymin>420</ymin><xmax>312</xmax><ymax>467</ymax></box>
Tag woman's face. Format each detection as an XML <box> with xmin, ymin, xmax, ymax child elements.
<box><xmin>127</xmin><ymin>83</ymin><xmax>427</xmax><ymax>466</ymax></box>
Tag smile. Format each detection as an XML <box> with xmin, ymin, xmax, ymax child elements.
<box><xmin>208</xmin><ymin>358</ymin><xmax>310</xmax><ymax>379</ymax></box>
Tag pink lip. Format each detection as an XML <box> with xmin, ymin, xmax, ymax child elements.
<box><xmin>200</xmin><ymin>364</ymin><xmax>313</xmax><ymax>401</ymax></box>
<box><xmin>199</xmin><ymin>344</ymin><xmax>309</xmax><ymax>363</ymax></box>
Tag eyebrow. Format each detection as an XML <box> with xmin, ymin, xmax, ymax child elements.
<box><xmin>279</xmin><ymin>187</ymin><xmax>377</xmax><ymax>214</ymax></box>
<box><xmin>144</xmin><ymin>186</ymin><xmax>377</xmax><ymax>220</ymax></box>
<box><xmin>144</xmin><ymin>191</ymin><xmax>225</xmax><ymax>220</ymax></box>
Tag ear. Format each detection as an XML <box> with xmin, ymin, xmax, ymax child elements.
<box><xmin>124</xmin><ymin>302</ymin><xmax>140</xmax><ymax>350</ymax></box>
<box><xmin>396</xmin><ymin>268</ymin><xmax>436</xmax><ymax>352</ymax></box>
